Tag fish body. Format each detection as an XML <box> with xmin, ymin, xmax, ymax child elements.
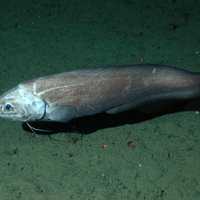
<box><xmin>0</xmin><ymin>64</ymin><xmax>200</xmax><ymax>123</ymax></box>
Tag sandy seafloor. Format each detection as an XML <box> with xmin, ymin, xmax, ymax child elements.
<box><xmin>0</xmin><ymin>0</ymin><xmax>200</xmax><ymax>199</ymax></box>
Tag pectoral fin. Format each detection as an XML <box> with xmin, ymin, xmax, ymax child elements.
<box><xmin>46</xmin><ymin>105</ymin><xmax>77</xmax><ymax>122</ymax></box>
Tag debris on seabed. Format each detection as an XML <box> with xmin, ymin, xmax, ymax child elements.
<box><xmin>139</xmin><ymin>57</ymin><xmax>144</xmax><ymax>63</ymax></box>
<box><xmin>127</xmin><ymin>140</ymin><xmax>136</xmax><ymax>149</ymax></box>
<box><xmin>101</xmin><ymin>144</ymin><xmax>108</xmax><ymax>149</ymax></box>
<box><xmin>138</xmin><ymin>163</ymin><xmax>142</xmax><ymax>168</ymax></box>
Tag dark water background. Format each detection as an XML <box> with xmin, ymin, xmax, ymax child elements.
<box><xmin>0</xmin><ymin>0</ymin><xmax>200</xmax><ymax>199</ymax></box>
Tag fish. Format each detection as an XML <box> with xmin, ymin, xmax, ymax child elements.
<box><xmin>0</xmin><ymin>64</ymin><xmax>200</xmax><ymax>130</ymax></box>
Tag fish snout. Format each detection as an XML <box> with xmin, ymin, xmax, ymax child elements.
<box><xmin>0</xmin><ymin>98</ymin><xmax>23</xmax><ymax>120</ymax></box>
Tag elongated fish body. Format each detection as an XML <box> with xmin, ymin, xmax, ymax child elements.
<box><xmin>0</xmin><ymin>64</ymin><xmax>200</xmax><ymax>123</ymax></box>
<box><xmin>18</xmin><ymin>64</ymin><xmax>200</xmax><ymax>122</ymax></box>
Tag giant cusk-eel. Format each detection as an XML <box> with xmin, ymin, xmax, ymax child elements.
<box><xmin>0</xmin><ymin>64</ymin><xmax>199</xmax><ymax>127</ymax></box>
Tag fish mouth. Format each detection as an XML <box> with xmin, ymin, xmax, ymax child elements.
<box><xmin>0</xmin><ymin>113</ymin><xmax>19</xmax><ymax>120</ymax></box>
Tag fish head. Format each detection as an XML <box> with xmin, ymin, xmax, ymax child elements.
<box><xmin>0</xmin><ymin>84</ymin><xmax>46</xmax><ymax>121</ymax></box>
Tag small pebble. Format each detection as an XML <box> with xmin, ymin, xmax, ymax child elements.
<box><xmin>101</xmin><ymin>144</ymin><xmax>108</xmax><ymax>149</ymax></box>
<box><xmin>140</xmin><ymin>57</ymin><xmax>144</xmax><ymax>63</ymax></box>
<box><xmin>138</xmin><ymin>163</ymin><xmax>142</xmax><ymax>167</ymax></box>
<box><xmin>127</xmin><ymin>141</ymin><xmax>136</xmax><ymax>149</ymax></box>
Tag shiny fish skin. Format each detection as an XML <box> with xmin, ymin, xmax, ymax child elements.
<box><xmin>0</xmin><ymin>64</ymin><xmax>200</xmax><ymax>123</ymax></box>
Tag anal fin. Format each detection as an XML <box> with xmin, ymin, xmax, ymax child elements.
<box><xmin>106</xmin><ymin>103</ymin><xmax>136</xmax><ymax>114</ymax></box>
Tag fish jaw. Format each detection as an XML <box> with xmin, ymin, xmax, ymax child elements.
<box><xmin>0</xmin><ymin>84</ymin><xmax>46</xmax><ymax>121</ymax></box>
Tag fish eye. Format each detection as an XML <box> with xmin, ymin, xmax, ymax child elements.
<box><xmin>4</xmin><ymin>103</ymin><xmax>13</xmax><ymax>111</ymax></box>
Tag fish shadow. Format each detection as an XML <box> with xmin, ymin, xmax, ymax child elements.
<box><xmin>22</xmin><ymin>97</ymin><xmax>200</xmax><ymax>135</ymax></box>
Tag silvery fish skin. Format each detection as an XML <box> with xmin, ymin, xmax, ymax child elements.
<box><xmin>0</xmin><ymin>64</ymin><xmax>200</xmax><ymax>122</ymax></box>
